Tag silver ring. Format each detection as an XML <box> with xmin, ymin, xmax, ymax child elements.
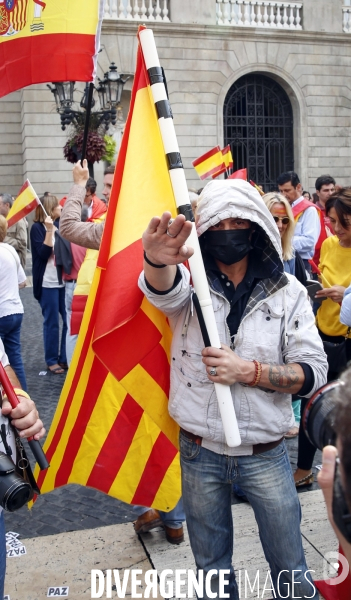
<box><xmin>209</xmin><ymin>367</ymin><xmax>217</xmax><ymax>376</ymax></box>
<box><xmin>166</xmin><ymin>229</ymin><xmax>177</xmax><ymax>238</ymax></box>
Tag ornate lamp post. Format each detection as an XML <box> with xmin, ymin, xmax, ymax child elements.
<box><xmin>48</xmin><ymin>64</ymin><xmax>130</xmax><ymax>176</ymax></box>
<box><xmin>48</xmin><ymin>63</ymin><xmax>130</xmax><ymax>132</ymax></box>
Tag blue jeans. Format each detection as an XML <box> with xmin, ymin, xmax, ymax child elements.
<box><xmin>0</xmin><ymin>511</ymin><xmax>5</xmax><ymax>599</ymax></box>
<box><xmin>39</xmin><ymin>287</ymin><xmax>67</xmax><ymax>367</ymax></box>
<box><xmin>64</xmin><ymin>281</ymin><xmax>78</xmax><ymax>366</ymax></box>
<box><xmin>180</xmin><ymin>432</ymin><xmax>318</xmax><ymax>600</ymax></box>
<box><xmin>133</xmin><ymin>497</ymin><xmax>185</xmax><ymax>529</ymax></box>
<box><xmin>0</xmin><ymin>313</ymin><xmax>27</xmax><ymax>391</ymax></box>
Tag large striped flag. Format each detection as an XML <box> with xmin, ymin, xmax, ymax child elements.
<box><xmin>6</xmin><ymin>179</ymin><xmax>39</xmax><ymax>227</ymax></box>
<box><xmin>35</xmin><ymin>33</ymin><xmax>182</xmax><ymax>511</ymax></box>
<box><xmin>0</xmin><ymin>0</ymin><xmax>104</xmax><ymax>98</ymax></box>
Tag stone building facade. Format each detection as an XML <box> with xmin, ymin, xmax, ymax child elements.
<box><xmin>1</xmin><ymin>0</ymin><xmax>351</xmax><ymax>198</ymax></box>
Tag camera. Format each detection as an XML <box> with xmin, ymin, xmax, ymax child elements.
<box><xmin>303</xmin><ymin>380</ymin><xmax>351</xmax><ymax>543</ymax></box>
<box><xmin>0</xmin><ymin>451</ymin><xmax>33</xmax><ymax>512</ymax></box>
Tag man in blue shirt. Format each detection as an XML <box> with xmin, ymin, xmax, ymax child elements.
<box><xmin>277</xmin><ymin>171</ymin><xmax>320</xmax><ymax>275</ymax></box>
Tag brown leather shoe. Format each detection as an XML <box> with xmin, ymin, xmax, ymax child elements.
<box><xmin>133</xmin><ymin>509</ymin><xmax>163</xmax><ymax>534</ymax></box>
<box><xmin>164</xmin><ymin>525</ymin><xmax>184</xmax><ymax>544</ymax></box>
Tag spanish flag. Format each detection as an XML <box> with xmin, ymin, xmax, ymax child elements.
<box><xmin>35</xmin><ymin>38</ymin><xmax>181</xmax><ymax>511</ymax></box>
<box><xmin>249</xmin><ymin>180</ymin><xmax>265</xmax><ymax>196</ymax></box>
<box><xmin>222</xmin><ymin>145</ymin><xmax>233</xmax><ymax>171</ymax></box>
<box><xmin>0</xmin><ymin>0</ymin><xmax>104</xmax><ymax>98</ymax></box>
<box><xmin>228</xmin><ymin>168</ymin><xmax>247</xmax><ymax>181</ymax></box>
<box><xmin>192</xmin><ymin>145</ymin><xmax>226</xmax><ymax>180</ymax></box>
<box><xmin>6</xmin><ymin>179</ymin><xmax>39</xmax><ymax>227</ymax></box>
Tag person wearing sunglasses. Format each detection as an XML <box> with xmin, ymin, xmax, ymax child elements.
<box><xmin>263</xmin><ymin>192</ymin><xmax>308</xmax><ymax>444</ymax></box>
<box><xmin>263</xmin><ymin>192</ymin><xmax>307</xmax><ymax>286</ymax></box>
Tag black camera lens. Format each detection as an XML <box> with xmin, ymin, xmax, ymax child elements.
<box><xmin>0</xmin><ymin>452</ymin><xmax>32</xmax><ymax>512</ymax></box>
<box><xmin>303</xmin><ymin>381</ymin><xmax>341</xmax><ymax>450</ymax></box>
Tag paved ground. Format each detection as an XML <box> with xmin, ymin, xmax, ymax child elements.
<box><xmin>5</xmin><ymin>491</ymin><xmax>334</xmax><ymax>599</ymax></box>
<box><xmin>5</xmin><ymin>252</ymin><xmax>322</xmax><ymax>539</ymax></box>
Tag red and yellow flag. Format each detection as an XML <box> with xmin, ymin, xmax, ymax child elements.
<box><xmin>35</xmin><ymin>34</ymin><xmax>181</xmax><ymax>511</ymax></box>
<box><xmin>249</xmin><ymin>180</ymin><xmax>264</xmax><ymax>196</ymax></box>
<box><xmin>222</xmin><ymin>145</ymin><xmax>233</xmax><ymax>171</ymax></box>
<box><xmin>6</xmin><ymin>179</ymin><xmax>39</xmax><ymax>227</ymax></box>
<box><xmin>228</xmin><ymin>168</ymin><xmax>247</xmax><ymax>181</ymax></box>
<box><xmin>192</xmin><ymin>145</ymin><xmax>226</xmax><ymax>180</ymax></box>
<box><xmin>0</xmin><ymin>0</ymin><xmax>104</xmax><ymax>98</ymax></box>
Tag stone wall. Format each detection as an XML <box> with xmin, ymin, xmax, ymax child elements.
<box><xmin>0</xmin><ymin>90</ymin><xmax>23</xmax><ymax>195</ymax></box>
<box><xmin>1</xmin><ymin>9</ymin><xmax>351</xmax><ymax>196</ymax></box>
<box><xmin>102</xmin><ymin>22</ymin><xmax>351</xmax><ymax>192</ymax></box>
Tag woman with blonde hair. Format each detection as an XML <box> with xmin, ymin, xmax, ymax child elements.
<box><xmin>30</xmin><ymin>194</ymin><xmax>67</xmax><ymax>374</ymax></box>
<box><xmin>262</xmin><ymin>191</ymin><xmax>307</xmax><ymax>446</ymax></box>
<box><xmin>263</xmin><ymin>192</ymin><xmax>296</xmax><ymax>270</ymax></box>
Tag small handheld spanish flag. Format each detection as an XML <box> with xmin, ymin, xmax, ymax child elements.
<box><xmin>6</xmin><ymin>180</ymin><xmax>40</xmax><ymax>228</ymax></box>
<box><xmin>250</xmin><ymin>180</ymin><xmax>265</xmax><ymax>196</ymax></box>
<box><xmin>222</xmin><ymin>145</ymin><xmax>233</xmax><ymax>171</ymax></box>
<box><xmin>228</xmin><ymin>168</ymin><xmax>247</xmax><ymax>181</ymax></box>
<box><xmin>192</xmin><ymin>146</ymin><xmax>226</xmax><ymax>180</ymax></box>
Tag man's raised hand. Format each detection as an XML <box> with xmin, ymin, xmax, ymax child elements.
<box><xmin>73</xmin><ymin>159</ymin><xmax>89</xmax><ymax>188</ymax></box>
<box><xmin>142</xmin><ymin>211</ymin><xmax>194</xmax><ymax>266</ymax></box>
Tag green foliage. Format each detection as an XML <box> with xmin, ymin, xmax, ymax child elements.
<box><xmin>101</xmin><ymin>135</ymin><xmax>117</xmax><ymax>164</ymax></box>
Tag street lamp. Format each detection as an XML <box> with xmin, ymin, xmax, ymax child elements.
<box><xmin>48</xmin><ymin>63</ymin><xmax>130</xmax><ymax>131</ymax></box>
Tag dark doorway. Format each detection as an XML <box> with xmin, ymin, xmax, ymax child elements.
<box><xmin>224</xmin><ymin>74</ymin><xmax>294</xmax><ymax>192</ymax></box>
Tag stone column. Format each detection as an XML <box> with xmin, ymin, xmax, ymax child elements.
<box><xmin>169</xmin><ymin>0</ymin><xmax>216</xmax><ymax>24</ymax></box>
<box><xmin>302</xmin><ymin>0</ymin><xmax>343</xmax><ymax>33</ymax></box>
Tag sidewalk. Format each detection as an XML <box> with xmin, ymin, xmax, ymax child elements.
<box><xmin>5</xmin><ymin>490</ymin><xmax>334</xmax><ymax>599</ymax></box>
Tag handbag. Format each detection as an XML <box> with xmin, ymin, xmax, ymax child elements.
<box><xmin>322</xmin><ymin>327</ymin><xmax>351</xmax><ymax>380</ymax></box>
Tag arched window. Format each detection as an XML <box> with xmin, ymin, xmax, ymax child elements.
<box><xmin>224</xmin><ymin>74</ymin><xmax>294</xmax><ymax>191</ymax></box>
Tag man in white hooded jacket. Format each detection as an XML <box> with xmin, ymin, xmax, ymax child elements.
<box><xmin>139</xmin><ymin>180</ymin><xmax>327</xmax><ymax>599</ymax></box>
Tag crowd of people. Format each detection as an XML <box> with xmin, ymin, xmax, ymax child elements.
<box><xmin>0</xmin><ymin>164</ymin><xmax>351</xmax><ymax>598</ymax></box>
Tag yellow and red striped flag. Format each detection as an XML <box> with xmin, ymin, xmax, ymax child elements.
<box><xmin>222</xmin><ymin>145</ymin><xmax>233</xmax><ymax>171</ymax></box>
<box><xmin>6</xmin><ymin>179</ymin><xmax>39</xmax><ymax>227</ymax></box>
<box><xmin>192</xmin><ymin>145</ymin><xmax>226</xmax><ymax>180</ymax></box>
<box><xmin>249</xmin><ymin>180</ymin><xmax>265</xmax><ymax>196</ymax></box>
<box><xmin>0</xmin><ymin>0</ymin><xmax>104</xmax><ymax>98</ymax></box>
<box><xmin>35</xmin><ymin>36</ymin><xmax>181</xmax><ymax>511</ymax></box>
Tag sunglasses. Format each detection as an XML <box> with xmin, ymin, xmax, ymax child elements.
<box><xmin>273</xmin><ymin>216</ymin><xmax>290</xmax><ymax>225</ymax></box>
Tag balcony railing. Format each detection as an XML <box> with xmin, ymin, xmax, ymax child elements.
<box><xmin>343</xmin><ymin>5</ymin><xmax>351</xmax><ymax>32</ymax></box>
<box><xmin>216</xmin><ymin>1</ymin><xmax>302</xmax><ymax>29</ymax></box>
<box><xmin>103</xmin><ymin>0</ymin><xmax>170</xmax><ymax>21</ymax></box>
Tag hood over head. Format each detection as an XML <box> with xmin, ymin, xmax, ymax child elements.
<box><xmin>195</xmin><ymin>179</ymin><xmax>284</xmax><ymax>273</ymax></box>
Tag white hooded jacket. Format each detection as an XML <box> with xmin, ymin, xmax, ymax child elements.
<box><xmin>139</xmin><ymin>180</ymin><xmax>328</xmax><ymax>456</ymax></box>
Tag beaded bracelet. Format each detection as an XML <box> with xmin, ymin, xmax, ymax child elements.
<box><xmin>143</xmin><ymin>251</ymin><xmax>166</xmax><ymax>268</ymax></box>
<box><xmin>247</xmin><ymin>360</ymin><xmax>262</xmax><ymax>387</ymax></box>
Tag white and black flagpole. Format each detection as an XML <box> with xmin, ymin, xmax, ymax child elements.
<box><xmin>139</xmin><ymin>27</ymin><xmax>241</xmax><ymax>448</ymax></box>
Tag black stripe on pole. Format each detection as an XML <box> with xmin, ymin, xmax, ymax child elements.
<box><xmin>155</xmin><ymin>99</ymin><xmax>173</xmax><ymax>120</ymax></box>
<box><xmin>147</xmin><ymin>66</ymin><xmax>163</xmax><ymax>85</ymax></box>
<box><xmin>177</xmin><ymin>203</ymin><xmax>194</xmax><ymax>222</ymax></box>
<box><xmin>192</xmin><ymin>293</ymin><xmax>211</xmax><ymax>348</ymax></box>
<box><xmin>166</xmin><ymin>151</ymin><xmax>183</xmax><ymax>170</ymax></box>
<box><xmin>80</xmin><ymin>82</ymin><xmax>94</xmax><ymax>165</ymax></box>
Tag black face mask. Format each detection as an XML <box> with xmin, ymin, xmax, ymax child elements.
<box><xmin>201</xmin><ymin>229</ymin><xmax>252</xmax><ymax>265</ymax></box>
